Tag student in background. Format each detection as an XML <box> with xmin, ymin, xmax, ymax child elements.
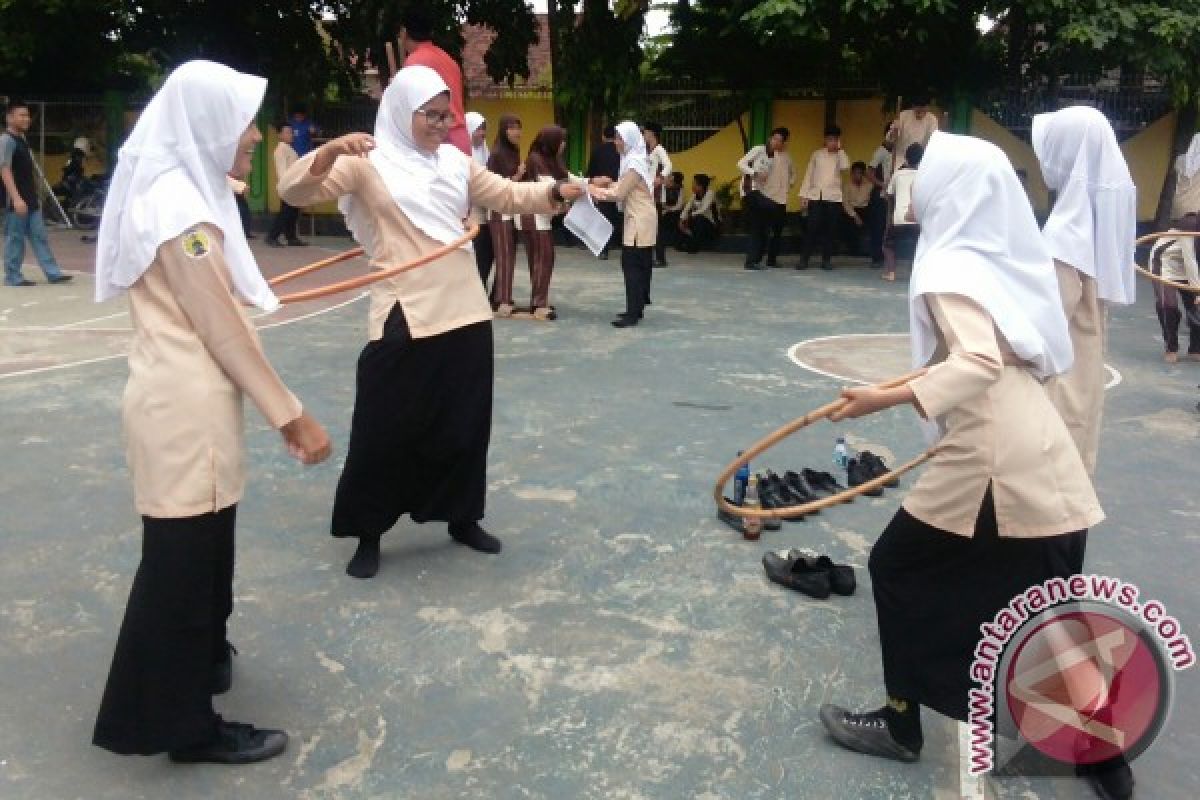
<box><xmin>841</xmin><ymin>160</ymin><xmax>873</xmax><ymax>258</ymax></box>
<box><xmin>288</xmin><ymin>105</ymin><xmax>318</xmax><ymax>157</ymax></box>
<box><xmin>586</xmin><ymin>125</ymin><xmax>621</xmax><ymax>260</ymax></box>
<box><xmin>590</xmin><ymin>121</ymin><xmax>657</xmax><ymax>328</ymax></box>
<box><xmin>644</xmin><ymin>122</ymin><xmax>672</xmax><ymax>209</ymax></box>
<box><xmin>465</xmin><ymin>112</ymin><xmax>493</xmax><ymax>286</ymax></box>
<box><xmin>1171</xmin><ymin>134</ymin><xmax>1200</xmax><ymax>220</ymax></box>
<box><xmin>516</xmin><ymin>126</ymin><xmax>569</xmax><ymax>320</ymax></box>
<box><xmin>656</xmin><ymin>171</ymin><xmax>685</xmax><ymax>267</ymax></box>
<box><xmin>1149</xmin><ymin>215</ymin><xmax>1200</xmax><ymax>363</ymax></box>
<box><xmin>485</xmin><ymin>114</ymin><xmax>524</xmax><ymax>315</ymax></box>
<box><xmin>887</xmin><ymin>97</ymin><xmax>937</xmax><ymax>178</ymax></box>
<box><xmin>737</xmin><ymin>126</ymin><xmax>794</xmax><ymax>270</ymax></box>
<box><xmin>882</xmin><ymin>142</ymin><xmax>924</xmax><ymax>281</ymax></box>
<box><xmin>866</xmin><ymin>128</ymin><xmax>894</xmax><ymax>268</ymax></box>
<box><xmin>267</xmin><ymin>123</ymin><xmax>305</xmax><ymax>247</ymax></box>
<box><xmin>798</xmin><ymin>124</ymin><xmax>850</xmax><ymax>271</ymax></box>
<box><xmin>677</xmin><ymin>174</ymin><xmax>718</xmax><ymax>254</ymax></box>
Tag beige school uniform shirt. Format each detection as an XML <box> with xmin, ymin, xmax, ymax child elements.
<box><xmin>124</xmin><ymin>224</ymin><xmax>302</xmax><ymax>517</ymax></box>
<box><xmin>842</xmin><ymin>178</ymin><xmax>873</xmax><ymax>219</ymax></box>
<box><xmin>1043</xmin><ymin>261</ymin><xmax>1106</xmax><ymax>475</ymax></box>
<box><xmin>274</xmin><ymin>141</ymin><xmax>298</xmax><ymax>186</ymax></box>
<box><xmin>736</xmin><ymin>146</ymin><xmax>795</xmax><ymax>204</ymax></box>
<box><xmin>608</xmin><ymin>170</ymin><xmax>657</xmax><ymax>247</ymax></box>
<box><xmin>889</xmin><ymin>110</ymin><xmax>938</xmax><ymax>169</ymax></box>
<box><xmin>905</xmin><ymin>293</ymin><xmax>1104</xmax><ymax>538</ymax></box>
<box><xmin>799</xmin><ymin>149</ymin><xmax>850</xmax><ymax>202</ymax></box>
<box><xmin>279</xmin><ymin>152</ymin><xmax>557</xmax><ymax>341</ymax></box>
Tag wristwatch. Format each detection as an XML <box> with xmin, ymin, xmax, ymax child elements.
<box><xmin>551</xmin><ymin>180</ymin><xmax>567</xmax><ymax>203</ymax></box>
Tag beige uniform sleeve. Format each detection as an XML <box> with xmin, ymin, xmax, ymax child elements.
<box><xmin>908</xmin><ymin>293</ymin><xmax>1005</xmax><ymax>420</ymax></box>
<box><xmin>467</xmin><ymin>160</ymin><xmax>559</xmax><ymax>217</ymax></box>
<box><xmin>278</xmin><ymin>151</ymin><xmax>361</xmax><ymax>208</ymax></box>
<box><xmin>159</xmin><ymin>225</ymin><xmax>303</xmax><ymax>429</ymax></box>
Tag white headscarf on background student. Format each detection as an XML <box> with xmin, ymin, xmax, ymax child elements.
<box><xmin>1032</xmin><ymin>105</ymin><xmax>1137</xmax><ymax>306</ymax></box>
<box><xmin>614</xmin><ymin>120</ymin><xmax>653</xmax><ymax>192</ymax></box>
<box><xmin>909</xmin><ymin>132</ymin><xmax>1072</xmax><ymax>382</ymax></box>
<box><xmin>1181</xmin><ymin>133</ymin><xmax>1200</xmax><ymax>181</ymax></box>
<box><xmin>465</xmin><ymin>111</ymin><xmax>488</xmax><ymax>166</ymax></box>
<box><xmin>339</xmin><ymin>65</ymin><xmax>471</xmax><ymax>257</ymax></box>
<box><xmin>95</xmin><ymin>60</ymin><xmax>277</xmax><ymax>310</ymax></box>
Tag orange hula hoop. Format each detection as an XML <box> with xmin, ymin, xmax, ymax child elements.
<box><xmin>713</xmin><ymin>370</ymin><xmax>937</xmax><ymax>520</ymax></box>
<box><xmin>1135</xmin><ymin>230</ymin><xmax>1200</xmax><ymax>293</ymax></box>
<box><xmin>267</xmin><ymin>223</ymin><xmax>480</xmax><ymax>305</ymax></box>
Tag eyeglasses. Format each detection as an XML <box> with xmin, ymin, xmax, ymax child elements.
<box><xmin>414</xmin><ymin>108</ymin><xmax>454</xmax><ymax>127</ymax></box>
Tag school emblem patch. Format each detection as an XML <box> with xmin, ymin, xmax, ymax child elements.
<box><xmin>181</xmin><ymin>228</ymin><xmax>211</xmax><ymax>259</ymax></box>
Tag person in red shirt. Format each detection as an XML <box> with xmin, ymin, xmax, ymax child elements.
<box><xmin>400</xmin><ymin>10</ymin><xmax>470</xmax><ymax>155</ymax></box>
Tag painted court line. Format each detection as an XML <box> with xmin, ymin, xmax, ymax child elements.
<box><xmin>787</xmin><ymin>333</ymin><xmax>1123</xmax><ymax>390</ymax></box>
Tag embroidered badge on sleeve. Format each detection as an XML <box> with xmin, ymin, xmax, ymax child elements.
<box><xmin>181</xmin><ymin>228</ymin><xmax>212</xmax><ymax>259</ymax></box>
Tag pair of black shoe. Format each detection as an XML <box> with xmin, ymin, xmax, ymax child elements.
<box><xmin>718</xmin><ymin>498</ymin><xmax>782</xmax><ymax>534</ymax></box>
<box><xmin>845</xmin><ymin>451</ymin><xmax>897</xmax><ymax>498</ymax></box>
<box><xmin>757</xmin><ymin>469</ymin><xmax>846</xmax><ymax>521</ymax></box>
<box><xmin>763</xmin><ymin>549</ymin><xmax>855</xmax><ymax>599</ymax></box>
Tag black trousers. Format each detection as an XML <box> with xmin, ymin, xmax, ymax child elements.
<box><xmin>870</xmin><ymin>490</ymin><xmax>1086</xmax><ymax>721</ymax></box>
<box><xmin>473</xmin><ymin>222</ymin><xmax>494</xmax><ymax>289</ymax></box>
<box><xmin>656</xmin><ymin>211</ymin><xmax>680</xmax><ymax>263</ymax></box>
<box><xmin>93</xmin><ymin>506</ymin><xmax>236</xmax><ymax>755</ymax></box>
<box><xmin>1154</xmin><ymin>282</ymin><xmax>1200</xmax><ymax>354</ymax></box>
<box><xmin>839</xmin><ymin>210</ymin><xmax>868</xmax><ymax>256</ymax></box>
<box><xmin>235</xmin><ymin>193</ymin><xmax>253</xmax><ymax>235</ymax></box>
<box><xmin>802</xmin><ymin>199</ymin><xmax>840</xmax><ymax>265</ymax></box>
<box><xmin>867</xmin><ymin>193</ymin><xmax>887</xmax><ymax>263</ymax></box>
<box><xmin>678</xmin><ymin>216</ymin><xmax>717</xmax><ymax>253</ymax></box>
<box><xmin>744</xmin><ymin>191</ymin><xmax>785</xmax><ymax>266</ymax></box>
<box><xmin>268</xmin><ymin>202</ymin><xmax>300</xmax><ymax>243</ymax></box>
<box><xmin>621</xmin><ymin>246</ymin><xmax>653</xmax><ymax>318</ymax></box>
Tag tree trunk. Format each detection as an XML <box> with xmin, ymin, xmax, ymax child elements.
<box><xmin>1155</xmin><ymin>101</ymin><xmax>1197</xmax><ymax>228</ymax></box>
<box><xmin>546</xmin><ymin>0</ymin><xmax>567</xmax><ymax>126</ymax></box>
<box><xmin>823</xmin><ymin>6</ymin><xmax>841</xmax><ymax>125</ymax></box>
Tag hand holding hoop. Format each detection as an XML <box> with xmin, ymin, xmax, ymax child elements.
<box><xmin>713</xmin><ymin>371</ymin><xmax>937</xmax><ymax>521</ymax></box>
<box><xmin>267</xmin><ymin>223</ymin><xmax>480</xmax><ymax>305</ymax></box>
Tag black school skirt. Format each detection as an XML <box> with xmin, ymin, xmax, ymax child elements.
<box><xmin>869</xmin><ymin>488</ymin><xmax>1087</xmax><ymax>721</ymax></box>
<box><xmin>331</xmin><ymin>304</ymin><xmax>493</xmax><ymax>538</ymax></box>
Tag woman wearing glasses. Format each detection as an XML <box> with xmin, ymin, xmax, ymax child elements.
<box><xmin>280</xmin><ymin>66</ymin><xmax>583</xmax><ymax>579</ymax></box>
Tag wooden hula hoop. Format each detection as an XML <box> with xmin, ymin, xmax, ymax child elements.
<box><xmin>713</xmin><ymin>370</ymin><xmax>937</xmax><ymax>520</ymax></box>
<box><xmin>1135</xmin><ymin>230</ymin><xmax>1200</xmax><ymax>293</ymax></box>
<box><xmin>268</xmin><ymin>223</ymin><xmax>479</xmax><ymax>305</ymax></box>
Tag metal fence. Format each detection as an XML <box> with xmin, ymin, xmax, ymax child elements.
<box><xmin>628</xmin><ymin>83</ymin><xmax>750</xmax><ymax>154</ymax></box>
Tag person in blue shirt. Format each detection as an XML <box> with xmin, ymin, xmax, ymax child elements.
<box><xmin>288</xmin><ymin>105</ymin><xmax>318</xmax><ymax>157</ymax></box>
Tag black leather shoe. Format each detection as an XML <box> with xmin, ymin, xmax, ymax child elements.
<box><xmin>211</xmin><ymin>641</ymin><xmax>237</xmax><ymax>695</ymax></box>
<box><xmin>762</xmin><ymin>550</ymin><xmax>831</xmax><ymax>598</ymax></box>
<box><xmin>612</xmin><ymin>317</ymin><xmax>638</xmax><ymax>328</ymax></box>
<box><xmin>286</xmin><ymin>238</ymin><xmax>309</xmax><ymax>247</ymax></box>
<box><xmin>265</xmin><ymin>238</ymin><xmax>284</xmax><ymax>248</ymax></box>
<box><xmin>860</xmin><ymin>451</ymin><xmax>899</xmax><ymax>487</ymax></box>
<box><xmin>9</xmin><ymin>278</ymin><xmax>35</xmax><ymax>286</ymax></box>
<box><xmin>846</xmin><ymin>457</ymin><xmax>884</xmax><ymax>496</ymax></box>
<box><xmin>717</xmin><ymin>497</ymin><xmax>781</xmax><ymax>532</ymax></box>
<box><xmin>819</xmin><ymin>704</ymin><xmax>921</xmax><ymax>763</ymax></box>
<box><xmin>782</xmin><ymin>471</ymin><xmax>821</xmax><ymax>507</ymax></box>
<box><xmin>802</xmin><ymin>468</ymin><xmax>846</xmax><ymax>497</ymax></box>
<box><xmin>815</xmin><ymin>555</ymin><xmax>856</xmax><ymax>595</ymax></box>
<box><xmin>756</xmin><ymin>473</ymin><xmax>800</xmax><ymax>522</ymax></box>
<box><xmin>1077</xmin><ymin>758</ymin><xmax>1134</xmax><ymax>800</ymax></box>
<box><xmin>49</xmin><ymin>274</ymin><xmax>74</xmax><ymax>284</ymax></box>
<box><xmin>169</xmin><ymin>717</ymin><xmax>288</xmax><ymax>764</ymax></box>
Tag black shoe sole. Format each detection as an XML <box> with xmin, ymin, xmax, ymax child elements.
<box><xmin>819</xmin><ymin>705</ymin><xmax>920</xmax><ymax>763</ymax></box>
<box><xmin>169</xmin><ymin>731</ymin><xmax>288</xmax><ymax>765</ymax></box>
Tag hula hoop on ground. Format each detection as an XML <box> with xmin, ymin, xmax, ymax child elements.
<box><xmin>1135</xmin><ymin>230</ymin><xmax>1200</xmax><ymax>293</ymax></box>
<box><xmin>268</xmin><ymin>223</ymin><xmax>480</xmax><ymax>305</ymax></box>
<box><xmin>713</xmin><ymin>370</ymin><xmax>937</xmax><ymax>520</ymax></box>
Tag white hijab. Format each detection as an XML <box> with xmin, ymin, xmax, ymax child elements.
<box><xmin>1182</xmin><ymin>133</ymin><xmax>1200</xmax><ymax>181</ymax></box>
<box><xmin>340</xmin><ymin>66</ymin><xmax>471</xmax><ymax>256</ymax></box>
<box><xmin>95</xmin><ymin>60</ymin><xmax>276</xmax><ymax>310</ymax></box>
<box><xmin>910</xmin><ymin>132</ymin><xmax>1072</xmax><ymax>381</ymax></box>
<box><xmin>465</xmin><ymin>111</ymin><xmax>488</xmax><ymax>166</ymax></box>
<box><xmin>1032</xmin><ymin>106</ymin><xmax>1137</xmax><ymax>306</ymax></box>
<box><xmin>615</xmin><ymin>120</ymin><xmax>653</xmax><ymax>192</ymax></box>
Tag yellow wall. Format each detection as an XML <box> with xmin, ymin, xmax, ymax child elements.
<box><xmin>669</xmin><ymin>113</ymin><xmax>751</xmax><ymax>209</ymax></box>
<box><xmin>968</xmin><ymin>110</ymin><xmax>1052</xmax><ymax>211</ymax></box>
<box><xmin>465</xmin><ymin>97</ymin><xmax>558</xmax><ymax>161</ymax></box>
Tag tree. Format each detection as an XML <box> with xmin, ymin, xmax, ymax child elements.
<box><xmin>547</xmin><ymin>0</ymin><xmax>648</xmax><ymax>123</ymax></box>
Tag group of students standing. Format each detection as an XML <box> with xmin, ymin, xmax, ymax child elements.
<box><xmin>737</xmin><ymin>98</ymin><xmax>939</xmax><ymax>279</ymax></box>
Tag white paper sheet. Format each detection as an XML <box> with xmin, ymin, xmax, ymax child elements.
<box><xmin>563</xmin><ymin>189</ymin><xmax>614</xmax><ymax>258</ymax></box>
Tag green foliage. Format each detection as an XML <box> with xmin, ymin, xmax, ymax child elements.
<box><xmin>548</xmin><ymin>0</ymin><xmax>648</xmax><ymax>117</ymax></box>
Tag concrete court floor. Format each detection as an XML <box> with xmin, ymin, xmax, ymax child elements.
<box><xmin>1</xmin><ymin>229</ymin><xmax>1198</xmax><ymax>799</ymax></box>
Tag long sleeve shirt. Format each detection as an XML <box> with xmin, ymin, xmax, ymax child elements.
<box><xmin>888</xmin><ymin>109</ymin><xmax>938</xmax><ymax>169</ymax></box>
<box><xmin>842</xmin><ymin>178</ymin><xmax>873</xmax><ymax>218</ymax></box>
<box><xmin>737</xmin><ymin>145</ymin><xmax>795</xmax><ymax>204</ymax></box>
<box><xmin>799</xmin><ymin>148</ymin><xmax>850</xmax><ymax>202</ymax></box>
<box><xmin>1155</xmin><ymin>233</ymin><xmax>1200</xmax><ymax>286</ymax></box>
<box><xmin>595</xmin><ymin>170</ymin><xmax>657</xmax><ymax>247</ymax></box>
<box><xmin>648</xmin><ymin>144</ymin><xmax>672</xmax><ymax>203</ymax></box>
<box><xmin>124</xmin><ymin>223</ymin><xmax>302</xmax><ymax>517</ymax></box>
<box><xmin>273</xmin><ymin>142</ymin><xmax>298</xmax><ymax>186</ymax></box>
<box><xmin>903</xmin><ymin>293</ymin><xmax>1104</xmax><ymax>537</ymax></box>
<box><xmin>280</xmin><ymin>151</ymin><xmax>557</xmax><ymax>340</ymax></box>
<box><xmin>681</xmin><ymin>190</ymin><xmax>716</xmax><ymax>224</ymax></box>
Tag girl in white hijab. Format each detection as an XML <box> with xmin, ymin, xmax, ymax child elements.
<box><xmin>589</xmin><ymin>120</ymin><xmax>657</xmax><ymax>327</ymax></box>
<box><xmin>92</xmin><ymin>60</ymin><xmax>330</xmax><ymax>766</ymax></box>
<box><xmin>1033</xmin><ymin>106</ymin><xmax>1136</xmax><ymax>474</ymax></box>
<box><xmin>818</xmin><ymin>132</ymin><xmax>1103</xmax><ymax>768</ymax></box>
<box><xmin>278</xmin><ymin>66</ymin><xmax>581</xmax><ymax>579</ymax></box>
<box><xmin>464</xmin><ymin>111</ymin><xmax>495</xmax><ymax>285</ymax></box>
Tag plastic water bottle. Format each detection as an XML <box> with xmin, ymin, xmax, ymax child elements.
<box><xmin>743</xmin><ymin>476</ymin><xmax>763</xmax><ymax>540</ymax></box>
<box><xmin>833</xmin><ymin>436</ymin><xmax>850</xmax><ymax>470</ymax></box>
<box><xmin>734</xmin><ymin>453</ymin><xmax>750</xmax><ymax>506</ymax></box>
